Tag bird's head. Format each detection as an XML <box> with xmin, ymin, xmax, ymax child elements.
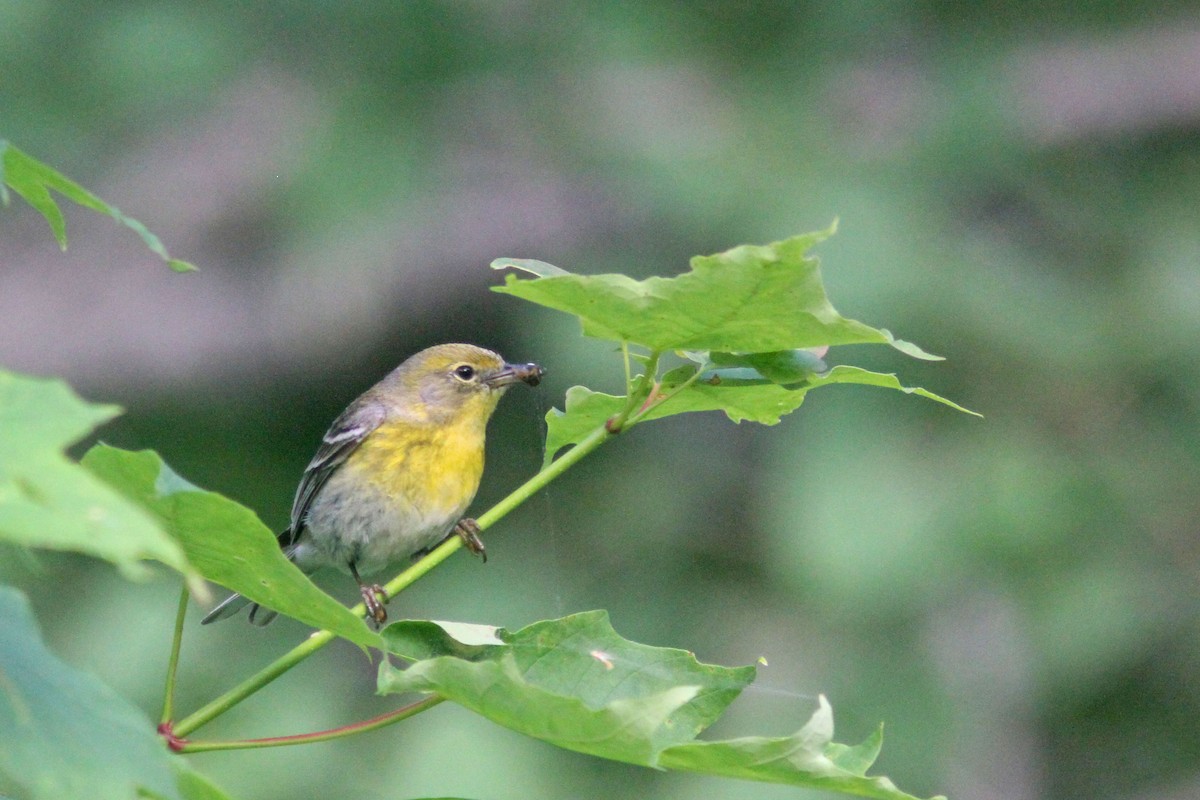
<box><xmin>388</xmin><ymin>343</ymin><xmax>543</xmax><ymax>424</ymax></box>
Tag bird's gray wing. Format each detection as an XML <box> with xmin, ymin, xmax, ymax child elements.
<box><xmin>278</xmin><ymin>399</ymin><xmax>387</xmax><ymax>548</ymax></box>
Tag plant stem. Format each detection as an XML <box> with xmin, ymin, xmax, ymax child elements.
<box><xmin>159</xmin><ymin>584</ymin><xmax>190</xmax><ymax>726</ymax></box>
<box><xmin>626</xmin><ymin>358</ymin><xmax>709</xmax><ymax>426</ymax></box>
<box><xmin>173</xmin><ymin>625</ymin><xmax>336</xmax><ymax>738</ymax></box>
<box><xmin>606</xmin><ymin>350</ymin><xmax>660</xmax><ymax>434</ymax></box>
<box><xmin>175</xmin><ymin>695</ymin><xmax>445</xmax><ymax>753</ymax></box>
<box><xmin>171</xmin><ymin>421</ymin><xmax>615</xmax><ymax>740</ymax></box>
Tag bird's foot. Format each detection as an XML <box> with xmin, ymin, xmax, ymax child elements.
<box><xmin>455</xmin><ymin>518</ymin><xmax>486</xmax><ymax>563</ymax></box>
<box><xmin>360</xmin><ymin>583</ymin><xmax>389</xmax><ymax>627</ymax></box>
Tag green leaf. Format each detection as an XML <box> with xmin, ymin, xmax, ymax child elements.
<box><xmin>0</xmin><ymin>586</ymin><xmax>179</xmax><ymax>800</ymax></box>
<box><xmin>384</xmin><ymin>619</ymin><xmax>504</xmax><ymax>660</ymax></box>
<box><xmin>0</xmin><ymin>370</ymin><xmax>197</xmax><ymax>586</ymax></box>
<box><xmin>492</xmin><ymin>225</ymin><xmax>936</xmax><ymax>358</ymax></box>
<box><xmin>378</xmin><ymin>613</ymin><xmax>933</xmax><ymax>799</ymax></box>
<box><xmin>378</xmin><ymin>610</ymin><xmax>756</xmax><ymax>765</ymax></box>
<box><xmin>653</xmin><ymin>365</ymin><xmax>812</xmax><ymax>424</ymax></box>
<box><xmin>802</xmin><ymin>365</ymin><xmax>981</xmax><ymax>417</ymax></box>
<box><xmin>489</xmin><ymin>258</ymin><xmax>571</xmax><ymax>278</ymax></box>
<box><xmin>708</xmin><ymin>348</ymin><xmax>829</xmax><ymax>382</ymax></box>
<box><xmin>540</xmin><ymin>380</ymin><xmax>809</xmax><ymax>464</ymax></box>
<box><xmin>542</xmin><ymin>365</ymin><xmax>977</xmax><ymax>462</ymax></box>
<box><xmin>827</xmin><ymin>723</ymin><xmax>885</xmax><ymax>776</ymax></box>
<box><xmin>658</xmin><ymin>696</ymin><xmax>941</xmax><ymax>800</ymax></box>
<box><xmin>542</xmin><ymin>386</ymin><xmax>625</xmax><ymax>467</ymax></box>
<box><xmin>81</xmin><ymin>444</ymin><xmax>382</xmax><ymax>649</ymax></box>
<box><xmin>0</xmin><ymin>140</ymin><xmax>197</xmax><ymax>271</ymax></box>
<box><xmin>656</xmin><ymin>363</ymin><xmax>979</xmax><ymax>422</ymax></box>
<box><xmin>497</xmin><ymin>228</ymin><xmax>972</xmax><ymax>459</ymax></box>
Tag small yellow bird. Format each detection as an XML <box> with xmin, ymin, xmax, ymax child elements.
<box><xmin>202</xmin><ymin>343</ymin><xmax>543</xmax><ymax>626</ymax></box>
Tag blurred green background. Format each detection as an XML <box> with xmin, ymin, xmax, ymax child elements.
<box><xmin>3</xmin><ymin>2</ymin><xmax>1199</xmax><ymax>799</ymax></box>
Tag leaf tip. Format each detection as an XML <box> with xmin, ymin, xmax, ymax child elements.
<box><xmin>878</xmin><ymin>330</ymin><xmax>944</xmax><ymax>361</ymax></box>
<box><xmin>490</xmin><ymin>257</ymin><xmax>571</xmax><ymax>278</ymax></box>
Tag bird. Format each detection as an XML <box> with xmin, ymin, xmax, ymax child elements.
<box><xmin>202</xmin><ymin>343</ymin><xmax>543</xmax><ymax>627</ymax></box>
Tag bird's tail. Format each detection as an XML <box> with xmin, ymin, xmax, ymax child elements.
<box><xmin>200</xmin><ymin>593</ymin><xmax>279</xmax><ymax>626</ymax></box>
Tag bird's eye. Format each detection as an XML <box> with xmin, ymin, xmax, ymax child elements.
<box><xmin>453</xmin><ymin>364</ymin><xmax>476</xmax><ymax>381</ymax></box>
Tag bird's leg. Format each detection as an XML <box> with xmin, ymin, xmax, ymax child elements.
<box><xmin>350</xmin><ymin>562</ymin><xmax>389</xmax><ymax>626</ymax></box>
<box><xmin>454</xmin><ymin>518</ymin><xmax>487</xmax><ymax>563</ymax></box>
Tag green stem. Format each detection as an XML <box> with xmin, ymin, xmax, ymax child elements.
<box><xmin>159</xmin><ymin>584</ymin><xmax>190</xmax><ymax>726</ymax></box>
<box><xmin>176</xmin><ymin>695</ymin><xmax>445</xmax><ymax>753</ymax></box>
<box><xmin>626</xmin><ymin>357</ymin><xmax>708</xmax><ymax>426</ymax></box>
<box><xmin>173</xmin><ymin>624</ymin><xmax>336</xmax><ymax>738</ymax></box>
<box><xmin>172</xmin><ymin>421</ymin><xmax>615</xmax><ymax>739</ymax></box>
<box><xmin>607</xmin><ymin>350</ymin><xmax>660</xmax><ymax>434</ymax></box>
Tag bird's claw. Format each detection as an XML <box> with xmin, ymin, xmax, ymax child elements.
<box><xmin>455</xmin><ymin>518</ymin><xmax>487</xmax><ymax>563</ymax></box>
<box><xmin>360</xmin><ymin>583</ymin><xmax>389</xmax><ymax>627</ymax></box>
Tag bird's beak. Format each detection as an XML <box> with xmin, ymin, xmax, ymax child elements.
<box><xmin>486</xmin><ymin>362</ymin><xmax>544</xmax><ymax>389</ymax></box>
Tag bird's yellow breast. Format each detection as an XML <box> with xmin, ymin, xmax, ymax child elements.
<box><xmin>344</xmin><ymin>414</ymin><xmax>488</xmax><ymax>517</ymax></box>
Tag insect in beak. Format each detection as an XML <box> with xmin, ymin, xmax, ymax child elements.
<box><xmin>486</xmin><ymin>362</ymin><xmax>544</xmax><ymax>388</ymax></box>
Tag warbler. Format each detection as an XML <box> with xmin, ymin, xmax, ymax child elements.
<box><xmin>202</xmin><ymin>343</ymin><xmax>543</xmax><ymax>627</ymax></box>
